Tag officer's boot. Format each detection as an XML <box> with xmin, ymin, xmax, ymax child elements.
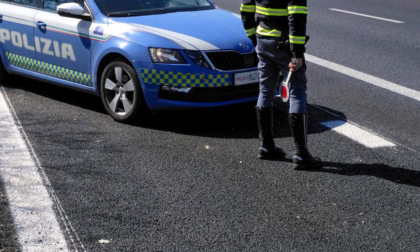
<box><xmin>289</xmin><ymin>113</ymin><xmax>323</xmax><ymax>169</ymax></box>
<box><xmin>256</xmin><ymin>107</ymin><xmax>285</xmax><ymax>160</ymax></box>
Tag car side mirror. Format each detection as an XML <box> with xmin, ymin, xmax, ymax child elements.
<box><xmin>57</xmin><ymin>2</ymin><xmax>91</xmax><ymax>21</ymax></box>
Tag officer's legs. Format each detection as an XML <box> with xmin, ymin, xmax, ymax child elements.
<box><xmin>285</xmin><ymin>57</ymin><xmax>322</xmax><ymax>169</ymax></box>
<box><xmin>254</xmin><ymin>37</ymin><xmax>285</xmax><ymax>160</ymax></box>
<box><xmin>256</xmin><ymin>37</ymin><xmax>282</xmax><ymax>107</ymax></box>
<box><xmin>288</xmin><ymin>60</ymin><xmax>307</xmax><ymax>114</ymax></box>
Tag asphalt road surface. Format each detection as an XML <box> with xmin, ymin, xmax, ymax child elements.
<box><xmin>1</xmin><ymin>0</ymin><xmax>419</xmax><ymax>251</ymax></box>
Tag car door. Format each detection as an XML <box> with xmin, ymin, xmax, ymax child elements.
<box><xmin>33</xmin><ymin>0</ymin><xmax>93</xmax><ymax>88</ymax></box>
<box><xmin>0</xmin><ymin>0</ymin><xmax>41</xmax><ymax>71</ymax></box>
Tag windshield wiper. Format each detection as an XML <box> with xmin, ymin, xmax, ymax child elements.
<box><xmin>108</xmin><ymin>11</ymin><xmax>143</xmax><ymax>17</ymax></box>
<box><xmin>107</xmin><ymin>6</ymin><xmax>215</xmax><ymax>17</ymax></box>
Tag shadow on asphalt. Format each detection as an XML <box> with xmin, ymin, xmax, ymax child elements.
<box><xmin>2</xmin><ymin>76</ymin><xmax>105</xmax><ymax>113</ymax></box>
<box><xmin>3</xmin><ymin>76</ymin><xmax>345</xmax><ymax>139</ymax></box>
<box><xmin>0</xmin><ymin>182</ymin><xmax>20</xmax><ymax>252</ymax></box>
<box><xmin>311</xmin><ymin>162</ymin><xmax>420</xmax><ymax>187</ymax></box>
<box><xmin>5</xmin><ymin>78</ymin><xmax>419</xmax><ymax>187</ymax></box>
<box><xmin>140</xmin><ymin>103</ymin><xmax>343</xmax><ymax>140</ymax></box>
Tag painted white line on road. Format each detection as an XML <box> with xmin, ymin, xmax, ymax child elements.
<box><xmin>330</xmin><ymin>8</ymin><xmax>404</xmax><ymax>23</ymax></box>
<box><xmin>320</xmin><ymin>120</ymin><xmax>396</xmax><ymax>148</ymax></box>
<box><xmin>0</xmin><ymin>88</ymin><xmax>70</xmax><ymax>251</ymax></box>
<box><xmin>305</xmin><ymin>54</ymin><xmax>420</xmax><ymax>102</ymax></box>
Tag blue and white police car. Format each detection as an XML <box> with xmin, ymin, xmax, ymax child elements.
<box><xmin>0</xmin><ymin>0</ymin><xmax>259</xmax><ymax>122</ymax></box>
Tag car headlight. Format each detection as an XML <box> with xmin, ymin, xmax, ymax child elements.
<box><xmin>149</xmin><ymin>48</ymin><xmax>186</xmax><ymax>64</ymax></box>
<box><xmin>184</xmin><ymin>50</ymin><xmax>211</xmax><ymax>69</ymax></box>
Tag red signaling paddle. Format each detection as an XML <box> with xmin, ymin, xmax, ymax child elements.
<box><xmin>279</xmin><ymin>69</ymin><xmax>292</xmax><ymax>102</ymax></box>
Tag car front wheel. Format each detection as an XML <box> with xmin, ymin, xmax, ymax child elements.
<box><xmin>100</xmin><ymin>60</ymin><xmax>146</xmax><ymax>123</ymax></box>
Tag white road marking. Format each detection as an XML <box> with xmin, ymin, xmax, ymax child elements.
<box><xmin>330</xmin><ymin>8</ymin><xmax>404</xmax><ymax>24</ymax></box>
<box><xmin>0</xmin><ymin>87</ymin><xmax>70</xmax><ymax>251</ymax></box>
<box><xmin>305</xmin><ymin>54</ymin><xmax>420</xmax><ymax>102</ymax></box>
<box><xmin>320</xmin><ymin>120</ymin><xmax>396</xmax><ymax>148</ymax></box>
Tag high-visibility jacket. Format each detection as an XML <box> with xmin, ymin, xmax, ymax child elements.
<box><xmin>240</xmin><ymin>0</ymin><xmax>308</xmax><ymax>58</ymax></box>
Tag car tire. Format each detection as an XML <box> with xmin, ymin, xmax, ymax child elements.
<box><xmin>0</xmin><ymin>56</ymin><xmax>10</xmax><ymax>83</ymax></box>
<box><xmin>100</xmin><ymin>60</ymin><xmax>147</xmax><ymax>123</ymax></box>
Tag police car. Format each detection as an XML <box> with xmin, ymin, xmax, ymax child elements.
<box><xmin>0</xmin><ymin>0</ymin><xmax>259</xmax><ymax>122</ymax></box>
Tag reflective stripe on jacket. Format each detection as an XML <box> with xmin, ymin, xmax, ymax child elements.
<box><xmin>240</xmin><ymin>0</ymin><xmax>308</xmax><ymax>57</ymax></box>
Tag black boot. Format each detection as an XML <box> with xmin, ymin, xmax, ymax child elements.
<box><xmin>256</xmin><ymin>107</ymin><xmax>285</xmax><ymax>160</ymax></box>
<box><xmin>289</xmin><ymin>113</ymin><xmax>322</xmax><ymax>169</ymax></box>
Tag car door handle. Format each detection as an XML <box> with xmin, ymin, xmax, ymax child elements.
<box><xmin>35</xmin><ymin>21</ymin><xmax>47</xmax><ymax>29</ymax></box>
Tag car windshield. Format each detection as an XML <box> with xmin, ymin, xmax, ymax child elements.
<box><xmin>94</xmin><ymin>0</ymin><xmax>214</xmax><ymax>17</ymax></box>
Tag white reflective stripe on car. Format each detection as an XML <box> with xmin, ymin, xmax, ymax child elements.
<box><xmin>128</xmin><ymin>23</ymin><xmax>220</xmax><ymax>50</ymax></box>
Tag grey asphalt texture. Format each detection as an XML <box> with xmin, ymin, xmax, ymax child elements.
<box><xmin>1</xmin><ymin>0</ymin><xmax>420</xmax><ymax>251</ymax></box>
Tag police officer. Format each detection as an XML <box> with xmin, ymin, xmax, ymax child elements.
<box><xmin>241</xmin><ymin>0</ymin><xmax>322</xmax><ymax>169</ymax></box>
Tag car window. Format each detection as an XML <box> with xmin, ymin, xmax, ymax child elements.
<box><xmin>43</xmin><ymin>0</ymin><xmax>84</xmax><ymax>12</ymax></box>
<box><xmin>94</xmin><ymin>0</ymin><xmax>213</xmax><ymax>17</ymax></box>
<box><xmin>3</xmin><ymin>0</ymin><xmax>43</xmax><ymax>8</ymax></box>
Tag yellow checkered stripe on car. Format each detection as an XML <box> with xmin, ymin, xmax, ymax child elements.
<box><xmin>6</xmin><ymin>52</ymin><xmax>91</xmax><ymax>86</ymax></box>
<box><xmin>140</xmin><ymin>68</ymin><xmax>229</xmax><ymax>88</ymax></box>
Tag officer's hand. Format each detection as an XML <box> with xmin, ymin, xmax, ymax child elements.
<box><xmin>288</xmin><ymin>58</ymin><xmax>303</xmax><ymax>72</ymax></box>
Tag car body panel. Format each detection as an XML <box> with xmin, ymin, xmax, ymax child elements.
<box><xmin>110</xmin><ymin>9</ymin><xmax>252</xmax><ymax>53</ymax></box>
<box><xmin>0</xmin><ymin>4</ymin><xmax>37</xmax><ymax>71</ymax></box>
<box><xmin>34</xmin><ymin>10</ymin><xmax>92</xmax><ymax>85</ymax></box>
<box><xmin>0</xmin><ymin>0</ymin><xmax>259</xmax><ymax>112</ymax></box>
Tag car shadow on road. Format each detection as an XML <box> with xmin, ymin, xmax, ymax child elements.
<box><xmin>1</xmin><ymin>76</ymin><xmax>105</xmax><ymax>113</ymax></box>
<box><xmin>304</xmin><ymin>161</ymin><xmax>420</xmax><ymax>187</ymax></box>
<box><xmin>3</xmin><ymin>76</ymin><xmax>345</xmax><ymax>139</ymax></box>
<box><xmin>5</xmin><ymin>79</ymin><xmax>418</xmax><ymax>187</ymax></box>
<box><xmin>141</xmin><ymin>102</ymin><xmax>345</xmax><ymax>139</ymax></box>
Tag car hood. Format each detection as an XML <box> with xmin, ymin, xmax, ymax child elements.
<box><xmin>107</xmin><ymin>9</ymin><xmax>253</xmax><ymax>53</ymax></box>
